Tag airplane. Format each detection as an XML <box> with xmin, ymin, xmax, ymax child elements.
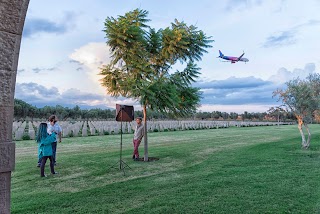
<box><xmin>218</xmin><ymin>50</ymin><xmax>249</xmax><ymax>64</ymax></box>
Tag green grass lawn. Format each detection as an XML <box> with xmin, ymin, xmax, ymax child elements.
<box><xmin>11</xmin><ymin>124</ymin><xmax>320</xmax><ymax>213</ymax></box>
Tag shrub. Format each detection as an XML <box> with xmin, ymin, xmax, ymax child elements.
<box><xmin>68</xmin><ymin>131</ymin><xmax>74</xmax><ymax>138</ymax></box>
<box><xmin>22</xmin><ymin>134</ymin><xmax>31</xmax><ymax>140</ymax></box>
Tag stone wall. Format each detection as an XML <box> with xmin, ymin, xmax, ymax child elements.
<box><xmin>0</xmin><ymin>0</ymin><xmax>30</xmax><ymax>213</ymax></box>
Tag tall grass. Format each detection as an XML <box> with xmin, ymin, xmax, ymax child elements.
<box><xmin>11</xmin><ymin>125</ymin><xmax>320</xmax><ymax>213</ymax></box>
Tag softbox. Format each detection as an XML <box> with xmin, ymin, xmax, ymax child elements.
<box><xmin>115</xmin><ymin>104</ymin><xmax>134</xmax><ymax>122</ymax></box>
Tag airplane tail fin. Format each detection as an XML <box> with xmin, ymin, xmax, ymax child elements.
<box><xmin>219</xmin><ymin>50</ymin><xmax>224</xmax><ymax>57</ymax></box>
<box><xmin>238</xmin><ymin>52</ymin><xmax>245</xmax><ymax>60</ymax></box>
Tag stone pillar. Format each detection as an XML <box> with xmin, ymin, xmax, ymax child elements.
<box><xmin>0</xmin><ymin>0</ymin><xmax>30</xmax><ymax>213</ymax></box>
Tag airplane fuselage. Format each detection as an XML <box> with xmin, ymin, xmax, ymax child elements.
<box><xmin>219</xmin><ymin>51</ymin><xmax>249</xmax><ymax>63</ymax></box>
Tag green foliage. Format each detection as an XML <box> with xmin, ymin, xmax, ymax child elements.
<box><xmin>68</xmin><ymin>130</ymin><xmax>74</xmax><ymax>138</ymax></box>
<box><xmin>14</xmin><ymin>98</ymin><xmax>296</xmax><ymax>121</ymax></box>
<box><xmin>14</xmin><ymin>99</ymin><xmax>37</xmax><ymax>119</ymax></box>
<box><xmin>273</xmin><ymin>73</ymin><xmax>320</xmax><ymax>123</ymax></box>
<box><xmin>100</xmin><ymin>9</ymin><xmax>213</xmax><ymax>117</ymax></box>
<box><xmin>13</xmin><ymin>100</ymin><xmax>116</xmax><ymax>120</ymax></box>
<box><xmin>22</xmin><ymin>134</ymin><xmax>30</xmax><ymax>140</ymax></box>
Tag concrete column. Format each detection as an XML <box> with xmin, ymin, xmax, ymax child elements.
<box><xmin>0</xmin><ymin>0</ymin><xmax>30</xmax><ymax>213</ymax></box>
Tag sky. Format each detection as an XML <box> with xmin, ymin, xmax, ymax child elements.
<box><xmin>16</xmin><ymin>0</ymin><xmax>320</xmax><ymax>113</ymax></box>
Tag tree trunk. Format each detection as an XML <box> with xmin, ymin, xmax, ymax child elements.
<box><xmin>304</xmin><ymin>123</ymin><xmax>311</xmax><ymax>149</ymax></box>
<box><xmin>143</xmin><ymin>104</ymin><xmax>148</xmax><ymax>161</ymax></box>
<box><xmin>296</xmin><ymin>116</ymin><xmax>307</xmax><ymax>149</ymax></box>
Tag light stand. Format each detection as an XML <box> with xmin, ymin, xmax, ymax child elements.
<box><xmin>109</xmin><ymin>104</ymin><xmax>133</xmax><ymax>176</ymax></box>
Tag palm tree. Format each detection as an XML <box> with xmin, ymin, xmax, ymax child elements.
<box><xmin>100</xmin><ymin>9</ymin><xmax>213</xmax><ymax>161</ymax></box>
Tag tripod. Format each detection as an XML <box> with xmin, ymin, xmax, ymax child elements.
<box><xmin>109</xmin><ymin>106</ymin><xmax>131</xmax><ymax>175</ymax></box>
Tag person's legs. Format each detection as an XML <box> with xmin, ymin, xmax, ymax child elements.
<box><xmin>133</xmin><ymin>139</ymin><xmax>140</xmax><ymax>159</ymax></box>
<box><xmin>37</xmin><ymin>157</ymin><xmax>42</xmax><ymax>167</ymax></box>
<box><xmin>52</xmin><ymin>141</ymin><xmax>57</xmax><ymax>164</ymax></box>
<box><xmin>40</xmin><ymin>156</ymin><xmax>48</xmax><ymax>177</ymax></box>
<box><xmin>48</xmin><ymin>156</ymin><xmax>56</xmax><ymax>174</ymax></box>
<box><xmin>132</xmin><ymin>139</ymin><xmax>135</xmax><ymax>159</ymax></box>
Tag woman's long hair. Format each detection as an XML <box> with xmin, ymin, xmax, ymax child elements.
<box><xmin>36</xmin><ymin>123</ymin><xmax>48</xmax><ymax>143</ymax></box>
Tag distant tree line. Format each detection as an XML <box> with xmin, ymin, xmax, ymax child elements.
<box><xmin>14</xmin><ymin>98</ymin><xmax>295</xmax><ymax>122</ymax></box>
<box><xmin>14</xmin><ymin>99</ymin><xmax>116</xmax><ymax>120</ymax></box>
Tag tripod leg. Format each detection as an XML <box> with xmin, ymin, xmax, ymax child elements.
<box><xmin>121</xmin><ymin>160</ymin><xmax>131</xmax><ymax>169</ymax></box>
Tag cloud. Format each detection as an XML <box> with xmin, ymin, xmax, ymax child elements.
<box><xmin>23</xmin><ymin>18</ymin><xmax>68</xmax><ymax>38</ymax></box>
<box><xmin>16</xmin><ymin>62</ymin><xmax>315</xmax><ymax>113</ymax></box>
<box><xmin>69</xmin><ymin>42</ymin><xmax>112</xmax><ymax>86</ymax></box>
<box><xmin>17</xmin><ymin>69</ymin><xmax>25</xmax><ymax>73</ymax></box>
<box><xmin>69</xmin><ymin>59</ymin><xmax>84</xmax><ymax>65</ymax></box>
<box><xmin>14</xmin><ymin>82</ymin><xmax>135</xmax><ymax>109</ymax></box>
<box><xmin>15</xmin><ymin>82</ymin><xmax>107</xmax><ymax>106</ymax></box>
<box><xmin>69</xmin><ymin>42</ymin><xmax>111</xmax><ymax>67</ymax></box>
<box><xmin>263</xmin><ymin>20</ymin><xmax>320</xmax><ymax>48</ymax></box>
<box><xmin>195</xmin><ymin>63</ymin><xmax>317</xmax><ymax>112</ymax></box>
<box><xmin>195</xmin><ymin>76</ymin><xmax>271</xmax><ymax>89</ymax></box>
<box><xmin>61</xmin><ymin>88</ymin><xmax>104</xmax><ymax>103</ymax></box>
<box><xmin>23</xmin><ymin>12</ymin><xmax>76</xmax><ymax>38</ymax></box>
<box><xmin>32</xmin><ymin>68</ymin><xmax>42</xmax><ymax>73</ymax></box>
<box><xmin>268</xmin><ymin>63</ymin><xmax>316</xmax><ymax>83</ymax></box>
<box><xmin>263</xmin><ymin>31</ymin><xmax>296</xmax><ymax>48</ymax></box>
<box><xmin>296</xmin><ymin>19</ymin><xmax>320</xmax><ymax>28</ymax></box>
<box><xmin>195</xmin><ymin>76</ymin><xmax>277</xmax><ymax>106</ymax></box>
<box><xmin>15</xmin><ymin>83</ymin><xmax>60</xmax><ymax>103</ymax></box>
<box><xmin>31</xmin><ymin>67</ymin><xmax>57</xmax><ymax>73</ymax></box>
<box><xmin>225</xmin><ymin>0</ymin><xmax>262</xmax><ymax>11</ymax></box>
